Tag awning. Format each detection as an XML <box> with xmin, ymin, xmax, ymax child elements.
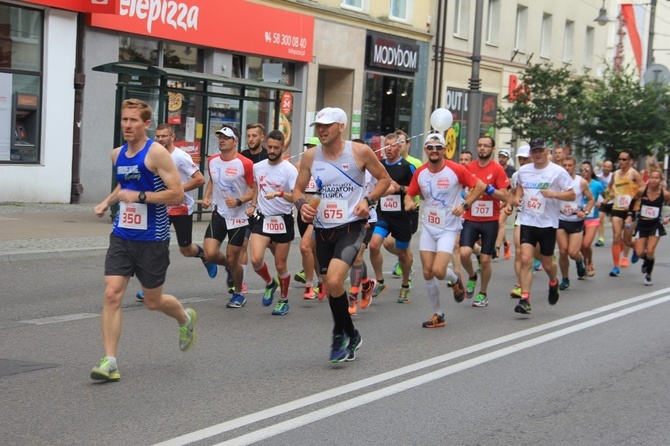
<box><xmin>92</xmin><ymin>61</ymin><xmax>302</xmax><ymax>93</ymax></box>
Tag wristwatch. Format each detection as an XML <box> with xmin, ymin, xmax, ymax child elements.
<box><xmin>461</xmin><ymin>202</ymin><xmax>470</xmax><ymax>210</ymax></box>
<box><xmin>138</xmin><ymin>191</ymin><xmax>146</xmax><ymax>204</ymax></box>
<box><xmin>236</xmin><ymin>198</ymin><xmax>243</xmax><ymax>207</ymax></box>
<box><xmin>364</xmin><ymin>196</ymin><xmax>376</xmax><ymax>207</ymax></box>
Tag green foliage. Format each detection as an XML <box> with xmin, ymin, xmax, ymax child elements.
<box><xmin>496</xmin><ymin>63</ymin><xmax>670</xmax><ymax>161</ymax></box>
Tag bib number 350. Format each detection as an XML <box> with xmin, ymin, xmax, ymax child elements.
<box><xmin>118</xmin><ymin>202</ymin><xmax>148</xmax><ymax>230</ymax></box>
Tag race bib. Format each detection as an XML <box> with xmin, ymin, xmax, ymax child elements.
<box><xmin>380</xmin><ymin>194</ymin><xmax>402</xmax><ymax>212</ymax></box>
<box><xmin>424</xmin><ymin>208</ymin><xmax>447</xmax><ymax>227</ymax></box>
<box><xmin>525</xmin><ymin>195</ymin><xmax>546</xmax><ymax>213</ymax></box>
<box><xmin>471</xmin><ymin>200</ymin><xmax>493</xmax><ymax>217</ymax></box>
<box><xmin>118</xmin><ymin>202</ymin><xmax>148</xmax><ymax>230</ymax></box>
<box><xmin>560</xmin><ymin>201</ymin><xmax>578</xmax><ymax>216</ymax></box>
<box><xmin>263</xmin><ymin>216</ymin><xmax>287</xmax><ymax>234</ymax></box>
<box><xmin>319</xmin><ymin>199</ymin><xmax>347</xmax><ymax>224</ymax></box>
<box><xmin>615</xmin><ymin>194</ymin><xmax>631</xmax><ymax>209</ymax></box>
<box><xmin>225</xmin><ymin>217</ymin><xmax>248</xmax><ymax>229</ymax></box>
<box><xmin>640</xmin><ymin>205</ymin><xmax>660</xmax><ymax>219</ymax></box>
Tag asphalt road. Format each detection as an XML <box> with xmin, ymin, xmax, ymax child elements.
<box><xmin>1</xmin><ymin>234</ymin><xmax>669</xmax><ymax>446</ymax></box>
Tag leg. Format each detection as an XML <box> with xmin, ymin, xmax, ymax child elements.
<box><xmin>101</xmin><ymin>275</ymin><xmax>131</xmax><ymax>358</ymax></box>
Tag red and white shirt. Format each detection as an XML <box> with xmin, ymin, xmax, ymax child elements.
<box><xmin>464</xmin><ymin>160</ymin><xmax>509</xmax><ymax>221</ymax></box>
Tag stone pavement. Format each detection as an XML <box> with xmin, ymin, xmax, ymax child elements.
<box><xmin>0</xmin><ymin>202</ymin><xmax>211</xmax><ymax>262</ymax></box>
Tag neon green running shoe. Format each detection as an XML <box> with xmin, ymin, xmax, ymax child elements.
<box><xmin>179</xmin><ymin>308</ymin><xmax>197</xmax><ymax>352</ymax></box>
<box><xmin>466</xmin><ymin>273</ymin><xmax>477</xmax><ymax>299</ymax></box>
<box><xmin>90</xmin><ymin>357</ymin><xmax>120</xmax><ymax>381</ymax></box>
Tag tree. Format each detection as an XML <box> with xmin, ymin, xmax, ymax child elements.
<box><xmin>495</xmin><ymin>64</ymin><xmax>587</xmax><ymax>149</ymax></box>
<box><xmin>580</xmin><ymin>64</ymin><xmax>670</xmax><ymax>161</ymax></box>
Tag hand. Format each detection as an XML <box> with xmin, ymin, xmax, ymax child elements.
<box><xmin>540</xmin><ymin>189</ymin><xmax>554</xmax><ymax>199</ymax></box>
<box><xmin>202</xmin><ymin>197</ymin><xmax>212</xmax><ymax>209</ymax></box>
<box><xmin>300</xmin><ymin>201</ymin><xmax>317</xmax><ymax>223</ymax></box>
<box><xmin>452</xmin><ymin>205</ymin><xmax>465</xmax><ymax>217</ymax></box>
<box><xmin>117</xmin><ymin>189</ymin><xmax>139</xmax><ymax>203</ymax></box>
<box><xmin>245</xmin><ymin>206</ymin><xmax>255</xmax><ymax>217</ymax></box>
<box><xmin>504</xmin><ymin>204</ymin><xmax>513</xmax><ymax>215</ymax></box>
<box><xmin>354</xmin><ymin>200</ymin><xmax>370</xmax><ymax>219</ymax></box>
<box><xmin>224</xmin><ymin>196</ymin><xmax>237</xmax><ymax>208</ymax></box>
<box><xmin>94</xmin><ymin>202</ymin><xmax>108</xmax><ymax>217</ymax></box>
<box><xmin>404</xmin><ymin>201</ymin><xmax>416</xmax><ymax>212</ymax></box>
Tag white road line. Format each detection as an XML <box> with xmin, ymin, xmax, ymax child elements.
<box><xmin>153</xmin><ymin>287</ymin><xmax>670</xmax><ymax>446</ymax></box>
<box><xmin>20</xmin><ymin>313</ymin><xmax>99</xmax><ymax>325</ymax></box>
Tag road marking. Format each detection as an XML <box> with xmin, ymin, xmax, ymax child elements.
<box><xmin>20</xmin><ymin>313</ymin><xmax>100</xmax><ymax>325</ymax></box>
<box><xmin>153</xmin><ymin>288</ymin><xmax>670</xmax><ymax>446</ymax></box>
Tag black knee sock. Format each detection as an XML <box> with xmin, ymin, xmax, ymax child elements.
<box><xmin>195</xmin><ymin>245</ymin><xmax>205</xmax><ymax>260</ymax></box>
<box><xmin>647</xmin><ymin>257</ymin><xmax>655</xmax><ymax>275</ymax></box>
<box><xmin>329</xmin><ymin>292</ymin><xmax>355</xmax><ymax>338</ymax></box>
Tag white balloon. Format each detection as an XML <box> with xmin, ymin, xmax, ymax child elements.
<box><xmin>430</xmin><ymin>108</ymin><xmax>454</xmax><ymax>132</ymax></box>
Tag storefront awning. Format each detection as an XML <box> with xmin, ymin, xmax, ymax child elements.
<box><xmin>92</xmin><ymin>61</ymin><xmax>302</xmax><ymax>93</ymax></box>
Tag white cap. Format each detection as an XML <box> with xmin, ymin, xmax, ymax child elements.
<box><xmin>424</xmin><ymin>133</ymin><xmax>446</xmax><ymax>146</ymax></box>
<box><xmin>310</xmin><ymin>107</ymin><xmax>347</xmax><ymax>127</ymax></box>
<box><xmin>516</xmin><ymin>145</ymin><xmax>531</xmax><ymax>158</ymax></box>
<box><xmin>498</xmin><ymin>149</ymin><xmax>511</xmax><ymax>157</ymax></box>
<box><xmin>215</xmin><ymin>126</ymin><xmax>238</xmax><ymax>141</ymax></box>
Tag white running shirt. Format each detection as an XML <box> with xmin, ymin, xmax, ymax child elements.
<box><xmin>168</xmin><ymin>148</ymin><xmax>199</xmax><ymax>216</ymax></box>
<box><xmin>254</xmin><ymin>159</ymin><xmax>298</xmax><ymax>216</ymax></box>
<box><xmin>516</xmin><ymin>162</ymin><xmax>575</xmax><ymax>229</ymax></box>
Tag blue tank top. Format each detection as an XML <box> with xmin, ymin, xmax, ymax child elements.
<box><xmin>112</xmin><ymin>139</ymin><xmax>170</xmax><ymax>241</ymax></box>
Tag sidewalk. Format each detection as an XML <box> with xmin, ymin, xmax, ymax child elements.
<box><xmin>0</xmin><ymin>202</ymin><xmax>210</xmax><ymax>262</ymax></box>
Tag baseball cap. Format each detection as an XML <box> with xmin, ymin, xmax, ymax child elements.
<box><xmin>215</xmin><ymin>126</ymin><xmax>238</xmax><ymax>141</ymax></box>
<box><xmin>310</xmin><ymin>107</ymin><xmax>348</xmax><ymax>127</ymax></box>
<box><xmin>516</xmin><ymin>145</ymin><xmax>531</xmax><ymax>158</ymax></box>
<box><xmin>498</xmin><ymin>149</ymin><xmax>511</xmax><ymax>157</ymax></box>
<box><xmin>529</xmin><ymin>138</ymin><xmax>547</xmax><ymax>150</ymax></box>
<box><xmin>424</xmin><ymin>133</ymin><xmax>446</xmax><ymax>146</ymax></box>
<box><xmin>304</xmin><ymin>136</ymin><xmax>320</xmax><ymax>147</ymax></box>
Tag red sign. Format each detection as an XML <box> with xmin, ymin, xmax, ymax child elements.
<box><xmin>88</xmin><ymin>0</ymin><xmax>314</xmax><ymax>63</ymax></box>
<box><xmin>23</xmin><ymin>0</ymin><xmax>117</xmax><ymax>13</ymax></box>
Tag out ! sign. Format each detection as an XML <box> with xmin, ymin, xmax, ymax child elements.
<box><xmin>119</xmin><ymin>0</ymin><xmax>198</xmax><ymax>33</ymax></box>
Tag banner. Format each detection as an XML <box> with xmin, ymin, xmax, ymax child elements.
<box><xmin>23</xmin><ymin>0</ymin><xmax>117</xmax><ymax>13</ymax></box>
<box><xmin>620</xmin><ymin>3</ymin><xmax>646</xmax><ymax>75</ymax></box>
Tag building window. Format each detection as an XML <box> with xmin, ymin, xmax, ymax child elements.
<box><xmin>540</xmin><ymin>13</ymin><xmax>552</xmax><ymax>59</ymax></box>
<box><xmin>390</xmin><ymin>0</ymin><xmax>411</xmax><ymax>22</ymax></box>
<box><xmin>584</xmin><ymin>27</ymin><xmax>594</xmax><ymax>68</ymax></box>
<box><xmin>563</xmin><ymin>20</ymin><xmax>574</xmax><ymax>64</ymax></box>
<box><xmin>514</xmin><ymin>5</ymin><xmax>528</xmax><ymax>53</ymax></box>
<box><xmin>454</xmin><ymin>0</ymin><xmax>470</xmax><ymax>39</ymax></box>
<box><xmin>0</xmin><ymin>3</ymin><xmax>43</xmax><ymax>164</ymax></box>
<box><xmin>485</xmin><ymin>0</ymin><xmax>500</xmax><ymax>45</ymax></box>
<box><xmin>341</xmin><ymin>0</ymin><xmax>367</xmax><ymax>13</ymax></box>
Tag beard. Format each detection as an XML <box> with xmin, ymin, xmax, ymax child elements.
<box><xmin>267</xmin><ymin>152</ymin><xmax>281</xmax><ymax>162</ymax></box>
<box><xmin>478</xmin><ymin>151</ymin><xmax>492</xmax><ymax>160</ymax></box>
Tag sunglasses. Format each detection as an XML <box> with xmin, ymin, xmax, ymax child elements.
<box><xmin>426</xmin><ymin>145</ymin><xmax>445</xmax><ymax>151</ymax></box>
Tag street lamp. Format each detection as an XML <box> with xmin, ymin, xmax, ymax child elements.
<box><xmin>594</xmin><ymin>0</ymin><xmax>610</xmax><ymax>26</ymax></box>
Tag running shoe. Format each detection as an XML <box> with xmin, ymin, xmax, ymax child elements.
<box><xmin>576</xmin><ymin>259</ymin><xmax>586</xmax><ymax>279</ymax></box>
<box><xmin>422</xmin><ymin>313</ymin><xmax>446</xmax><ymax>328</ymax></box>
<box><xmin>620</xmin><ymin>257</ymin><xmax>629</xmax><ymax>268</ymax></box>
<box><xmin>204</xmin><ymin>262</ymin><xmax>218</xmax><ymax>279</ymax></box>
<box><xmin>559</xmin><ymin>278</ymin><xmax>570</xmax><ymax>291</ymax></box>
<box><xmin>303</xmin><ymin>284</ymin><xmax>316</xmax><ymax>300</ymax></box>
<box><xmin>548</xmin><ymin>280</ymin><xmax>560</xmax><ymax>305</ymax></box>
<box><xmin>294</xmin><ymin>270</ymin><xmax>306</xmax><ymax>284</ymax></box>
<box><xmin>533</xmin><ymin>258</ymin><xmax>543</xmax><ymax>271</ymax></box>
<box><xmin>345</xmin><ymin>330</ymin><xmax>362</xmax><ymax>361</ymax></box>
<box><xmin>360</xmin><ymin>279</ymin><xmax>374</xmax><ymax>309</ymax></box>
<box><xmin>609</xmin><ymin>267</ymin><xmax>620</xmax><ymax>277</ymax></box>
<box><xmin>317</xmin><ymin>282</ymin><xmax>327</xmax><ymax>300</ymax></box>
<box><xmin>514</xmin><ymin>298</ymin><xmax>532</xmax><ymax>314</ymax></box>
<box><xmin>397</xmin><ymin>284</ymin><xmax>412</xmax><ymax>304</ymax></box>
<box><xmin>631</xmin><ymin>252</ymin><xmax>639</xmax><ymax>264</ymax></box>
<box><xmin>465</xmin><ymin>273</ymin><xmax>478</xmax><ymax>299</ymax></box>
<box><xmin>644</xmin><ymin>274</ymin><xmax>653</xmax><ymax>286</ymax></box>
<box><xmin>226</xmin><ymin>293</ymin><xmax>246</xmax><ymax>308</ymax></box>
<box><xmin>472</xmin><ymin>293</ymin><xmax>489</xmax><ymax>307</ymax></box>
<box><xmin>587</xmin><ymin>263</ymin><xmax>595</xmax><ymax>277</ymax></box>
<box><xmin>452</xmin><ymin>272</ymin><xmax>466</xmax><ymax>303</ymax></box>
<box><xmin>262</xmin><ymin>278</ymin><xmax>279</xmax><ymax>307</ymax></box>
<box><xmin>372</xmin><ymin>280</ymin><xmax>387</xmax><ymax>298</ymax></box>
<box><xmin>136</xmin><ymin>291</ymin><xmax>144</xmax><ymax>302</ymax></box>
<box><xmin>504</xmin><ymin>241</ymin><xmax>511</xmax><ymax>259</ymax></box>
<box><xmin>179</xmin><ymin>308</ymin><xmax>197</xmax><ymax>351</ymax></box>
<box><xmin>391</xmin><ymin>260</ymin><xmax>402</xmax><ymax>278</ymax></box>
<box><xmin>510</xmin><ymin>286</ymin><xmax>522</xmax><ymax>298</ymax></box>
<box><xmin>90</xmin><ymin>357</ymin><xmax>120</xmax><ymax>381</ymax></box>
<box><xmin>272</xmin><ymin>300</ymin><xmax>290</xmax><ymax>315</ymax></box>
<box><xmin>348</xmin><ymin>293</ymin><xmax>358</xmax><ymax>315</ymax></box>
<box><xmin>595</xmin><ymin>237</ymin><xmax>604</xmax><ymax>247</ymax></box>
<box><xmin>330</xmin><ymin>334</ymin><xmax>349</xmax><ymax>363</ymax></box>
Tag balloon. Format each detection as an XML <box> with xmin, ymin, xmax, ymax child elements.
<box><xmin>430</xmin><ymin>108</ymin><xmax>453</xmax><ymax>132</ymax></box>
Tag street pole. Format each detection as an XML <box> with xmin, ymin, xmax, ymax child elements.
<box><xmin>465</xmin><ymin>0</ymin><xmax>484</xmax><ymax>153</ymax></box>
<box><xmin>646</xmin><ymin>0</ymin><xmax>657</xmax><ymax>68</ymax></box>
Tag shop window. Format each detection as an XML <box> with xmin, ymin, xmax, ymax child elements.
<box><xmin>0</xmin><ymin>3</ymin><xmax>43</xmax><ymax>164</ymax></box>
<box><xmin>363</xmin><ymin>73</ymin><xmax>413</xmax><ymax>155</ymax></box>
